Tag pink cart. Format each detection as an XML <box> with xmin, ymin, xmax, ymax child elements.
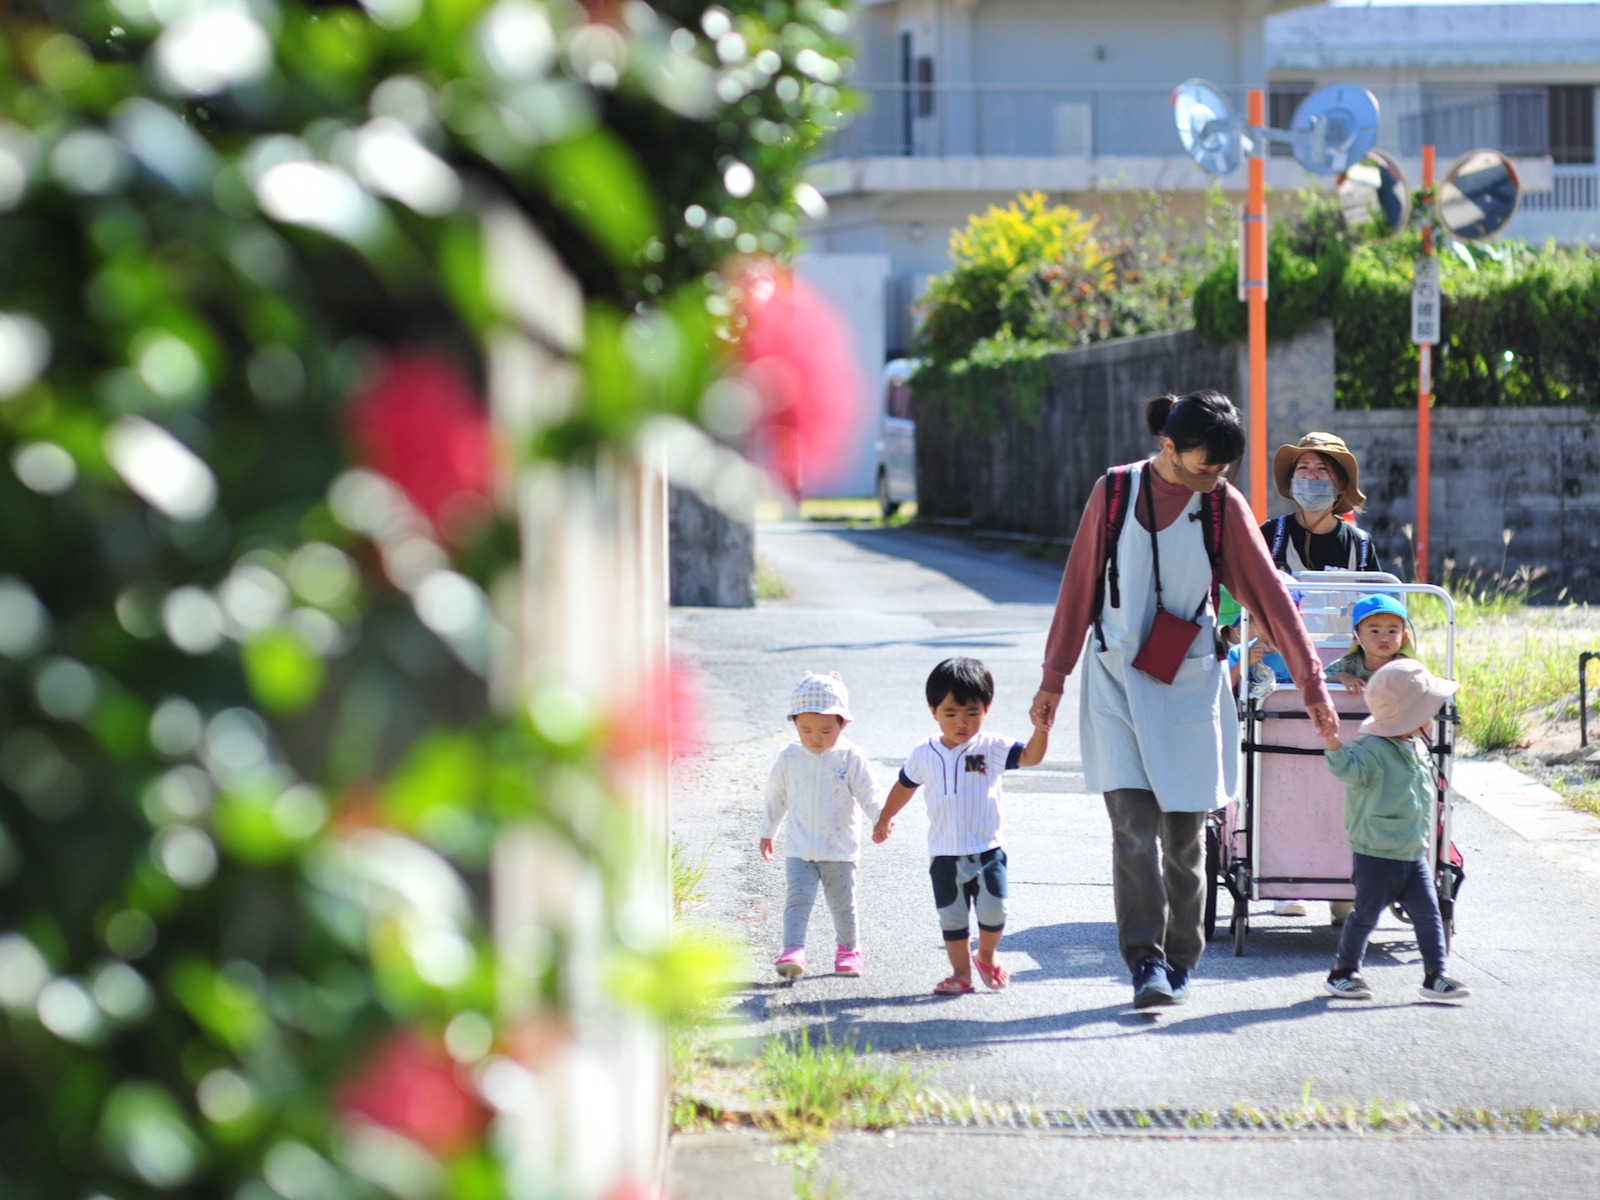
<box><xmin>1206</xmin><ymin>574</ymin><xmax>1462</xmax><ymax>956</ymax></box>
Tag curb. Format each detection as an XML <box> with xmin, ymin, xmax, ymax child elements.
<box><xmin>1452</xmin><ymin>756</ymin><xmax>1600</xmax><ymax>884</ymax></box>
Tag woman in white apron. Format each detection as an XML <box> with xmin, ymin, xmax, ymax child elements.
<box><xmin>1031</xmin><ymin>391</ymin><xmax>1339</xmax><ymax>1009</ymax></box>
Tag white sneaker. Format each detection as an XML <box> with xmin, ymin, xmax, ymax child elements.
<box><xmin>1273</xmin><ymin>900</ymin><xmax>1308</xmax><ymax>917</ymax></box>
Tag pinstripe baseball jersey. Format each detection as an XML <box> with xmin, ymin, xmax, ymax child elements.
<box><xmin>898</xmin><ymin>731</ymin><xmax>1024</xmax><ymax>856</ymax></box>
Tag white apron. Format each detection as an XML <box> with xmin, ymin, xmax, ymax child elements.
<box><xmin>1080</xmin><ymin>467</ymin><xmax>1240</xmax><ymax>812</ymax></box>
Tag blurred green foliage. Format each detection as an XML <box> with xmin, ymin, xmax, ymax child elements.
<box><xmin>1192</xmin><ymin>190</ymin><xmax>1600</xmax><ymax>409</ymax></box>
<box><xmin>912</xmin><ymin>187</ymin><xmax>1231</xmax><ymax>425</ymax></box>
<box><xmin>0</xmin><ymin>0</ymin><xmax>846</xmax><ymax>1195</ymax></box>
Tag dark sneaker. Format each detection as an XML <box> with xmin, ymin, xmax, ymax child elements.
<box><xmin>1165</xmin><ymin>963</ymin><xmax>1190</xmax><ymax>1004</ymax></box>
<box><xmin>1324</xmin><ymin>970</ymin><xmax>1373</xmax><ymax>1000</ymax></box>
<box><xmin>1418</xmin><ymin>973</ymin><xmax>1471</xmax><ymax>1002</ymax></box>
<box><xmin>1132</xmin><ymin>955</ymin><xmax>1174</xmax><ymax>1009</ymax></box>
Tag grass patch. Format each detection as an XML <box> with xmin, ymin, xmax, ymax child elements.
<box><xmin>671</xmin><ymin>1023</ymin><xmax>927</xmax><ymax>1144</ymax></box>
<box><xmin>672</xmin><ymin>840</ymin><xmax>709</xmax><ymax>918</ymax></box>
<box><xmin>755</xmin><ymin>1027</ymin><xmax>925</xmax><ymax>1142</ymax></box>
<box><xmin>1407</xmin><ymin>602</ymin><xmax>1594</xmax><ymax>752</ymax></box>
<box><xmin>755</xmin><ymin>555</ymin><xmax>789</xmax><ymax>600</ymax></box>
<box><xmin>755</xmin><ymin>498</ymin><xmax>919</xmax><ymax>527</ymax></box>
<box><xmin>1551</xmin><ymin>777</ymin><xmax>1600</xmax><ymax>817</ymax></box>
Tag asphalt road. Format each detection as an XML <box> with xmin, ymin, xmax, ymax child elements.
<box><xmin>667</xmin><ymin>521</ymin><xmax>1600</xmax><ymax>1198</ymax></box>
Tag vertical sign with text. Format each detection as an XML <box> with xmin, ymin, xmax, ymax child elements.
<box><xmin>1411</xmin><ymin>256</ymin><xmax>1441</xmax><ymax>346</ymax></box>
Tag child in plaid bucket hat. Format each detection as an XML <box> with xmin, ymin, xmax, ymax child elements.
<box><xmin>760</xmin><ymin>672</ymin><xmax>881</xmax><ymax>980</ymax></box>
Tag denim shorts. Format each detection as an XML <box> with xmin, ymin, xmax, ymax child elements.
<box><xmin>929</xmin><ymin>847</ymin><xmax>1008</xmax><ymax>940</ymax></box>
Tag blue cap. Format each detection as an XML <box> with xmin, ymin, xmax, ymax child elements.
<box><xmin>1351</xmin><ymin>593</ymin><xmax>1408</xmax><ymax>627</ymax></box>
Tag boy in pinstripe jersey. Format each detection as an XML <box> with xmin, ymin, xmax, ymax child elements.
<box><xmin>873</xmin><ymin>657</ymin><xmax>1050</xmax><ymax>995</ymax></box>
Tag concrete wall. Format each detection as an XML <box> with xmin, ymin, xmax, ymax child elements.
<box><xmin>916</xmin><ymin>321</ymin><xmax>1600</xmax><ymax>600</ymax></box>
<box><xmin>668</xmin><ymin>486</ymin><xmax>754</xmax><ymax>608</ymax></box>
<box><xmin>915</xmin><ymin>328</ymin><xmax>1240</xmax><ymax>540</ymax></box>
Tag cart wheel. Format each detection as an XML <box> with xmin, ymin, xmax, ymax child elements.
<box><xmin>1232</xmin><ymin>898</ymin><xmax>1248</xmax><ymax>957</ymax></box>
<box><xmin>1203</xmin><ymin>827</ymin><xmax>1221</xmax><ymax>941</ymax></box>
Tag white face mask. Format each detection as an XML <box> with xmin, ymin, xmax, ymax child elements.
<box><xmin>1291</xmin><ymin>478</ymin><xmax>1340</xmax><ymax>513</ymax></box>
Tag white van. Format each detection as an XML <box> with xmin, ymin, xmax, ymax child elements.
<box><xmin>874</xmin><ymin>358</ymin><xmax>919</xmax><ymax>517</ymax></box>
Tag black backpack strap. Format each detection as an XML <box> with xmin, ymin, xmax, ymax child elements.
<box><xmin>1353</xmin><ymin>527</ymin><xmax>1376</xmax><ymax>571</ymax></box>
<box><xmin>1265</xmin><ymin>515</ymin><xmax>1289</xmax><ymax>571</ymax></box>
<box><xmin>1092</xmin><ymin>465</ymin><xmax>1135</xmax><ymax>652</ymax></box>
<box><xmin>1199</xmin><ymin>484</ymin><xmax>1227</xmax><ymax>619</ymax></box>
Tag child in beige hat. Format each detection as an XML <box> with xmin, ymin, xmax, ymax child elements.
<box><xmin>1320</xmin><ymin>659</ymin><xmax>1470</xmax><ymax>1003</ymax></box>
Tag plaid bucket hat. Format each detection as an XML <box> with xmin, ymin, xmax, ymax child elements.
<box><xmin>788</xmin><ymin>671</ymin><xmax>852</xmax><ymax>721</ymax></box>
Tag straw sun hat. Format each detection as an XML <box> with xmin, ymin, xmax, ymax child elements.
<box><xmin>1272</xmin><ymin>431</ymin><xmax>1367</xmax><ymax>514</ymax></box>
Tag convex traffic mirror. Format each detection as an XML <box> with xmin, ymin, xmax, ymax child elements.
<box><xmin>1337</xmin><ymin>149</ymin><xmax>1411</xmax><ymax>236</ymax></box>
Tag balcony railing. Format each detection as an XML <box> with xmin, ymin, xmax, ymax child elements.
<box><xmin>1518</xmin><ymin>164</ymin><xmax>1600</xmax><ymax>212</ymax></box>
<box><xmin>822</xmin><ymin>81</ymin><xmax>1586</xmax><ymax>176</ymax></box>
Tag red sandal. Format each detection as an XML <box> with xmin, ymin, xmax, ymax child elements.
<box><xmin>975</xmin><ymin>958</ymin><xmax>1009</xmax><ymax>990</ymax></box>
<box><xmin>932</xmin><ymin>975</ymin><xmax>975</xmax><ymax>996</ymax></box>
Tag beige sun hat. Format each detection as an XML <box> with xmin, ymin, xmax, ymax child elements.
<box><xmin>1359</xmin><ymin>659</ymin><xmax>1458</xmax><ymax>739</ymax></box>
<box><xmin>1272</xmin><ymin>431</ymin><xmax>1367</xmax><ymax>514</ymax></box>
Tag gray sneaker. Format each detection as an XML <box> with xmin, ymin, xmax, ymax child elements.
<box><xmin>1324</xmin><ymin>970</ymin><xmax>1373</xmax><ymax>1000</ymax></box>
<box><xmin>1418</xmin><ymin>973</ymin><xmax>1471</xmax><ymax>1002</ymax></box>
<box><xmin>1133</xmin><ymin>956</ymin><xmax>1174</xmax><ymax>1009</ymax></box>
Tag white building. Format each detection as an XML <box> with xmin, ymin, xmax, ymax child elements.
<box><xmin>1267</xmin><ymin>3</ymin><xmax>1597</xmax><ymax>245</ymax></box>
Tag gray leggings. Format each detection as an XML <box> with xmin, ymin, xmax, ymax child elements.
<box><xmin>783</xmin><ymin>858</ymin><xmax>858</xmax><ymax>952</ymax></box>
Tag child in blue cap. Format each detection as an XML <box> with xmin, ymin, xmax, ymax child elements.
<box><xmin>1326</xmin><ymin>593</ymin><xmax>1413</xmax><ymax>696</ymax></box>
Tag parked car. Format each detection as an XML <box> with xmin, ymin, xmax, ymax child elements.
<box><xmin>874</xmin><ymin>357</ymin><xmax>919</xmax><ymax>517</ymax></box>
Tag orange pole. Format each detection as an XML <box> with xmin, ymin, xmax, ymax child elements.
<box><xmin>1246</xmin><ymin>89</ymin><xmax>1268</xmax><ymax>520</ymax></box>
<box><xmin>1417</xmin><ymin>144</ymin><xmax>1435</xmax><ymax>584</ymax></box>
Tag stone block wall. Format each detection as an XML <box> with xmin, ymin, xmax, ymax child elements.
<box><xmin>915</xmin><ymin>322</ymin><xmax>1600</xmax><ymax>601</ymax></box>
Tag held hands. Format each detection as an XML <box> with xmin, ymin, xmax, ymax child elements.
<box><xmin>759</xmin><ymin>838</ymin><xmax>774</xmax><ymax>861</ymax></box>
<box><xmin>872</xmin><ymin>817</ymin><xmax>893</xmax><ymax>843</ymax></box>
<box><xmin>1030</xmin><ymin>689</ymin><xmax>1062</xmax><ymax>732</ymax></box>
<box><xmin>1306</xmin><ymin>701</ymin><xmax>1340</xmax><ymax>741</ymax></box>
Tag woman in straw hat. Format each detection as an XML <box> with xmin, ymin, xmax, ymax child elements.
<box><xmin>1261</xmin><ymin>432</ymin><xmax>1386</xmax><ymax>924</ymax></box>
<box><xmin>1261</xmin><ymin>432</ymin><xmax>1386</xmax><ymax>575</ymax></box>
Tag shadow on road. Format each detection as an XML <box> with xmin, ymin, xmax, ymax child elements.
<box><xmin>773</xmin><ymin>524</ymin><xmax>1066</xmax><ymax>608</ymax></box>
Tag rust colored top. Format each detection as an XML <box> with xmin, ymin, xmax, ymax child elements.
<box><xmin>1038</xmin><ymin>463</ymin><xmax>1332</xmax><ymax>710</ymax></box>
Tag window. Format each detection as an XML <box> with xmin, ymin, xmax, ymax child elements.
<box><xmin>916</xmin><ymin>56</ymin><xmax>935</xmax><ymax>118</ymax></box>
<box><xmin>1549</xmin><ymin>85</ymin><xmax>1595</xmax><ymax>164</ymax></box>
<box><xmin>1269</xmin><ymin>83</ymin><xmax>1312</xmax><ymax>158</ymax></box>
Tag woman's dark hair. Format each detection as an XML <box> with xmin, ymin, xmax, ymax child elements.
<box><xmin>1144</xmin><ymin>389</ymin><xmax>1244</xmax><ymax>466</ymax></box>
<box><xmin>925</xmin><ymin>657</ymin><xmax>994</xmax><ymax>709</ymax></box>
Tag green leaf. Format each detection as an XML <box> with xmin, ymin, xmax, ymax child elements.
<box><xmin>242</xmin><ymin>628</ymin><xmax>326</xmax><ymax>716</ymax></box>
<box><xmin>537</xmin><ymin>130</ymin><xmax>658</xmax><ymax>264</ymax></box>
<box><xmin>169</xmin><ymin>959</ymin><xmax>268</xmax><ymax>1053</ymax></box>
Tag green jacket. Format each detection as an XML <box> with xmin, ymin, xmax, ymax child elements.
<box><xmin>1324</xmin><ymin>734</ymin><xmax>1434</xmax><ymax>861</ymax></box>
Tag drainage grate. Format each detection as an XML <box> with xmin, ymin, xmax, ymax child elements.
<box><xmin>903</xmin><ymin>1104</ymin><xmax>1600</xmax><ymax>1139</ymax></box>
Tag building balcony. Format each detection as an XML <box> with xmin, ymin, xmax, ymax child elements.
<box><xmin>812</xmin><ymin>81</ymin><xmax>1569</xmax><ymax>220</ymax></box>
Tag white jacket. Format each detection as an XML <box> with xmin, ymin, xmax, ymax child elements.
<box><xmin>762</xmin><ymin>737</ymin><xmax>881</xmax><ymax>863</ymax></box>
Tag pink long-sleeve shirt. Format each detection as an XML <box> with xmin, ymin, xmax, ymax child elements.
<box><xmin>1039</xmin><ymin>465</ymin><xmax>1333</xmax><ymax>711</ymax></box>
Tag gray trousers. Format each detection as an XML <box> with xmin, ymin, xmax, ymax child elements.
<box><xmin>783</xmin><ymin>857</ymin><xmax>858</xmax><ymax>952</ymax></box>
<box><xmin>1104</xmin><ymin>788</ymin><xmax>1207</xmax><ymax>973</ymax></box>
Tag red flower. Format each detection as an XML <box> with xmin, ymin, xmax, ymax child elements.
<box><xmin>602</xmin><ymin>661</ymin><xmax>702</xmax><ymax>774</ymax></box>
<box><xmin>345</xmin><ymin>352</ymin><xmax>494</xmax><ymax>541</ymax></box>
<box><xmin>734</xmin><ymin>262</ymin><xmax>866</xmax><ymax>497</ymax></box>
<box><xmin>337</xmin><ymin>1029</ymin><xmax>491</xmax><ymax>1157</ymax></box>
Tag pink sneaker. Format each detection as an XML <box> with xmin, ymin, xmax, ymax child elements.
<box><xmin>775</xmin><ymin>948</ymin><xmax>805</xmax><ymax>978</ymax></box>
<box><xmin>834</xmin><ymin>946</ymin><xmax>864</xmax><ymax>976</ymax></box>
